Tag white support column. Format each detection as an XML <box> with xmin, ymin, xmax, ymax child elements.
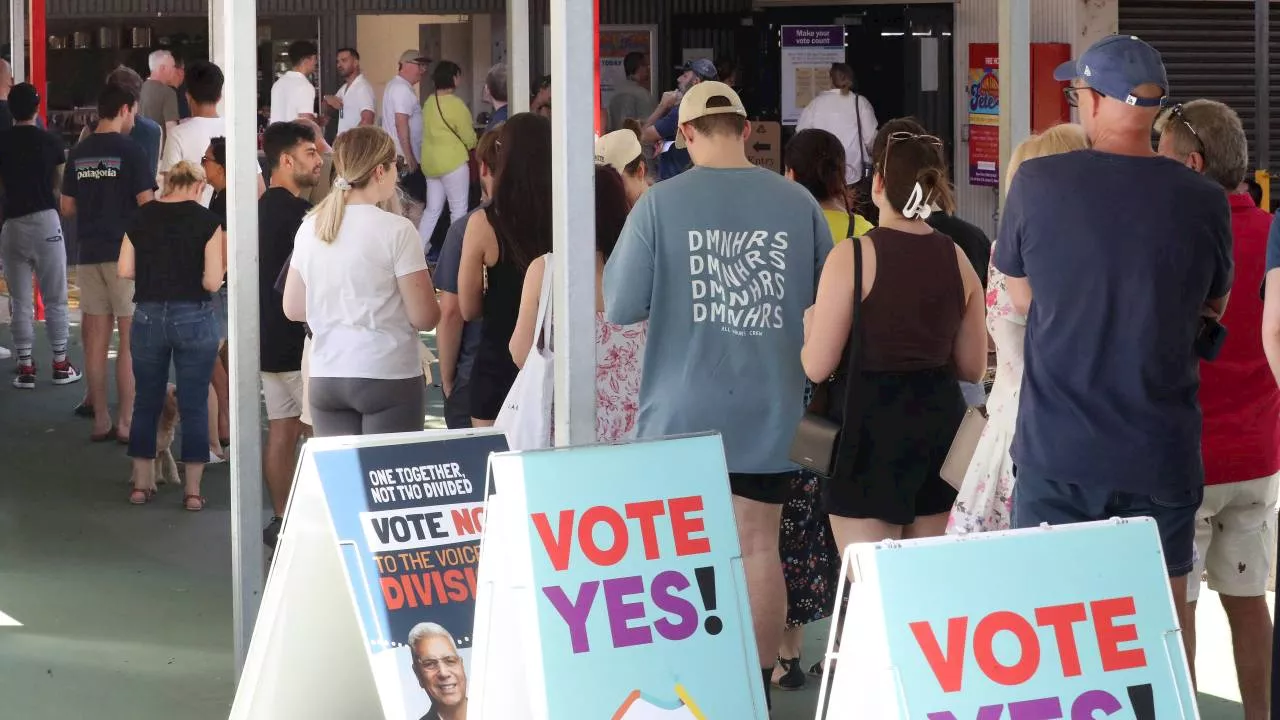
<box><xmin>549</xmin><ymin>0</ymin><xmax>596</xmax><ymax>446</ymax></box>
<box><xmin>222</xmin><ymin>0</ymin><xmax>265</xmax><ymax>678</ymax></box>
<box><xmin>998</xmin><ymin>0</ymin><xmax>1030</xmax><ymax>200</ymax></box>
<box><xmin>507</xmin><ymin>0</ymin><xmax>530</xmax><ymax>113</ymax></box>
<box><xmin>9</xmin><ymin>0</ymin><xmax>24</xmax><ymax>82</ymax></box>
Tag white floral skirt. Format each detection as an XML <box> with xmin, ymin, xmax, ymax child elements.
<box><xmin>946</xmin><ymin>416</ymin><xmax>1015</xmax><ymax>535</ymax></box>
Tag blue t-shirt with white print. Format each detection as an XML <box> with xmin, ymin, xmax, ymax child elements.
<box><xmin>604</xmin><ymin>165</ymin><xmax>832</xmax><ymax>474</ymax></box>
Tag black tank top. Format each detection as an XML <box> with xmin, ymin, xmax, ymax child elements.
<box><xmin>860</xmin><ymin>227</ymin><xmax>966</xmax><ymax>372</ymax></box>
<box><xmin>476</xmin><ymin>207</ymin><xmax>525</xmax><ymax>369</ymax></box>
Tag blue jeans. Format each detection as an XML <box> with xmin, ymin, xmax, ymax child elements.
<box><xmin>1011</xmin><ymin>466</ymin><xmax>1203</xmax><ymax>577</ymax></box>
<box><xmin>128</xmin><ymin>301</ymin><xmax>220</xmax><ymax>463</ymax></box>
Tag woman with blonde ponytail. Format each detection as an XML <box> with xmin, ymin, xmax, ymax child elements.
<box><xmin>801</xmin><ymin>120</ymin><xmax>988</xmax><ymax>550</ymax></box>
<box><xmin>283</xmin><ymin>126</ymin><xmax>440</xmax><ymax>436</ymax></box>
<box><xmin>117</xmin><ymin>160</ymin><xmax>225</xmax><ymax>511</ymax></box>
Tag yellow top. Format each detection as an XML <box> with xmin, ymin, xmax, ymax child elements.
<box><xmin>420</xmin><ymin>93</ymin><xmax>477</xmax><ymax>177</ymax></box>
<box><xmin>823</xmin><ymin>208</ymin><xmax>875</xmax><ymax>244</ymax></box>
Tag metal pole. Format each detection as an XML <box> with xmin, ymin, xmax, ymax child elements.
<box><xmin>549</xmin><ymin>0</ymin><xmax>596</xmax><ymax>446</ymax></box>
<box><xmin>27</xmin><ymin>0</ymin><xmax>40</xmax><ymax>117</ymax></box>
<box><xmin>1256</xmin><ymin>0</ymin><xmax>1270</xmax><ymax>174</ymax></box>
<box><xmin>508</xmin><ymin>0</ymin><xmax>531</xmax><ymax>113</ymax></box>
<box><xmin>9</xmin><ymin>0</ymin><xmax>24</xmax><ymax>83</ymax></box>
<box><xmin>998</xmin><ymin>0</ymin><xmax>1030</xmax><ymax>200</ymax></box>
<box><xmin>223</xmin><ymin>0</ymin><xmax>265</xmax><ymax>678</ymax></box>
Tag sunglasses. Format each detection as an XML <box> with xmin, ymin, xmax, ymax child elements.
<box><xmin>877</xmin><ymin>131</ymin><xmax>945</xmax><ymax>173</ymax></box>
<box><xmin>1155</xmin><ymin>103</ymin><xmax>1207</xmax><ymax>159</ymax></box>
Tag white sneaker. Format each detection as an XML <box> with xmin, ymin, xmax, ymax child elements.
<box><xmin>0</xmin><ymin>347</ymin><xmax>10</xmax><ymax>360</ymax></box>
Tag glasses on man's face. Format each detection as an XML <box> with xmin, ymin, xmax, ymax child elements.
<box><xmin>1063</xmin><ymin>85</ymin><xmax>1105</xmax><ymax>109</ymax></box>
<box><xmin>201</xmin><ymin>155</ymin><xmax>216</xmax><ymax>167</ymax></box>
<box><xmin>414</xmin><ymin>654</ymin><xmax>462</xmax><ymax>673</ymax></box>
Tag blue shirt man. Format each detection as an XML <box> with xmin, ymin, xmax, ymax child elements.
<box><xmin>646</xmin><ymin>58</ymin><xmax>717</xmax><ymax>181</ymax></box>
<box><xmin>994</xmin><ymin>35</ymin><xmax>1232</xmax><ymax>584</ymax></box>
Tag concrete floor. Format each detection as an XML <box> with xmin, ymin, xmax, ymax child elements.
<box><xmin>0</xmin><ymin>323</ymin><xmax>1260</xmax><ymax>719</ymax></box>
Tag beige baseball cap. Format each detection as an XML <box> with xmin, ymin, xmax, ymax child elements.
<box><xmin>398</xmin><ymin>50</ymin><xmax>430</xmax><ymax>66</ymax></box>
<box><xmin>674</xmin><ymin>81</ymin><xmax>747</xmax><ymax>149</ymax></box>
<box><xmin>594</xmin><ymin>130</ymin><xmax>643</xmax><ymax>173</ymax></box>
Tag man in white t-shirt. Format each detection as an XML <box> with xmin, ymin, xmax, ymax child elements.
<box><xmin>325</xmin><ymin>47</ymin><xmax>376</xmax><ymax>137</ymax></box>
<box><xmin>160</xmin><ymin>60</ymin><xmax>264</xmax><ymax>201</ymax></box>
<box><xmin>381</xmin><ymin>49</ymin><xmax>429</xmax><ymax>174</ymax></box>
<box><xmin>269</xmin><ymin>40</ymin><xmax>318</xmax><ymax>124</ymax></box>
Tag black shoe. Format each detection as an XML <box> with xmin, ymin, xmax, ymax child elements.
<box><xmin>73</xmin><ymin>402</ymin><xmax>94</xmax><ymax>418</ymax></box>
<box><xmin>263</xmin><ymin>516</ymin><xmax>284</xmax><ymax>549</ymax></box>
<box><xmin>774</xmin><ymin>657</ymin><xmax>806</xmax><ymax>691</ymax></box>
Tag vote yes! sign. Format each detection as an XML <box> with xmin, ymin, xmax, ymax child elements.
<box><xmin>823</xmin><ymin>519</ymin><xmax>1197</xmax><ymax>719</ymax></box>
<box><xmin>470</xmin><ymin>434</ymin><xmax>767</xmax><ymax>719</ymax></box>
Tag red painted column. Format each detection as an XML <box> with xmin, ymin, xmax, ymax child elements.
<box><xmin>593</xmin><ymin>0</ymin><xmax>601</xmax><ymax>135</ymax></box>
<box><xmin>30</xmin><ymin>0</ymin><xmax>47</xmax><ymax>321</ymax></box>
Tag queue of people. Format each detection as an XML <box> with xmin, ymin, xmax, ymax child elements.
<box><xmin>4</xmin><ymin>29</ymin><xmax>1280</xmax><ymax>718</ymax></box>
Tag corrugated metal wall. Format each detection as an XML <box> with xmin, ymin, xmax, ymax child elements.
<box><xmin>1120</xmin><ymin>0</ymin><xmax>1277</xmax><ymax>171</ymax></box>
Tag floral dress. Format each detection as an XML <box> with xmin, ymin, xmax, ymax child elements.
<box><xmin>595</xmin><ymin>314</ymin><xmax>647</xmax><ymax>443</ymax></box>
<box><xmin>946</xmin><ymin>258</ymin><xmax>1026</xmax><ymax>534</ymax></box>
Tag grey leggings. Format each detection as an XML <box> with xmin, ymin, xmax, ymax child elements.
<box><xmin>308</xmin><ymin>376</ymin><xmax>426</xmax><ymax>437</ymax></box>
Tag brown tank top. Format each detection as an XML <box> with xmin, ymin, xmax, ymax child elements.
<box><xmin>860</xmin><ymin>227</ymin><xmax>966</xmax><ymax>372</ymax></box>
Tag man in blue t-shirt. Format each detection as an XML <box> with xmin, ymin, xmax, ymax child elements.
<box><xmin>640</xmin><ymin>58</ymin><xmax>717</xmax><ymax>181</ymax></box>
<box><xmin>994</xmin><ymin>35</ymin><xmax>1233</xmax><ymax>612</ymax></box>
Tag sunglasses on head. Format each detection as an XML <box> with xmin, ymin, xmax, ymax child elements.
<box><xmin>877</xmin><ymin>131</ymin><xmax>944</xmax><ymax>173</ymax></box>
<box><xmin>1154</xmin><ymin>103</ymin><xmax>1206</xmax><ymax>159</ymax></box>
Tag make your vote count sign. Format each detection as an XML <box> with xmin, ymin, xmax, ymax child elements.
<box><xmin>820</xmin><ymin>518</ymin><xmax>1198</xmax><ymax>720</ymax></box>
<box><xmin>230</xmin><ymin>429</ymin><xmax>507</xmax><ymax>720</ymax></box>
<box><xmin>469</xmin><ymin>434</ymin><xmax>768</xmax><ymax>719</ymax></box>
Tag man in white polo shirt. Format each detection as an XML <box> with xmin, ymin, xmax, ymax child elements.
<box><xmin>269</xmin><ymin>40</ymin><xmax>318</xmax><ymax>124</ymax></box>
<box><xmin>381</xmin><ymin>49</ymin><xmax>429</xmax><ymax>203</ymax></box>
<box><xmin>325</xmin><ymin>47</ymin><xmax>375</xmax><ymax>137</ymax></box>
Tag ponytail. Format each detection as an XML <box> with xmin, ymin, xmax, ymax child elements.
<box><xmin>308</xmin><ymin>126</ymin><xmax>397</xmax><ymax>244</ymax></box>
<box><xmin>830</xmin><ymin>64</ymin><xmax>855</xmax><ymax>96</ymax></box>
<box><xmin>163</xmin><ymin>160</ymin><xmax>205</xmax><ymax>196</ymax></box>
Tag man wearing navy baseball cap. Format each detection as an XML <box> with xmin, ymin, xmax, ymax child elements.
<box><xmin>640</xmin><ymin>58</ymin><xmax>718</xmax><ymax>180</ymax></box>
<box><xmin>993</xmin><ymin>34</ymin><xmax>1233</xmax><ymax>630</ymax></box>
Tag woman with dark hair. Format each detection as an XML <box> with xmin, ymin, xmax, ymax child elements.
<box><xmin>458</xmin><ymin>113</ymin><xmax>553</xmax><ymax>426</ymax></box>
<box><xmin>419</xmin><ymin>59</ymin><xmax>477</xmax><ymax>255</ymax></box>
<box><xmin>785</xmin><ymin>128</ymin><xmax>874</xmax><ymax>243</ymax></box>
<box><xmin>510</xmin><ymin>165</ymin><xmax>646</xmax><ymax>442</ymax></box>
<box><xmin>802</xmin><ymin>124</ymin><xmax>987</xmax><ymax>550</ymax></box>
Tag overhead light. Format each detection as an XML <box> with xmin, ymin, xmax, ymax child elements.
<box><xmin>912</xmin><ymin>31</ymin><xmax>933</xmax><ymax>37</ymax></box>
<box><xmin>881</xmin><ymin>31</ymin><xmax>905</xmax><ymax>37</ymax></box>
<box><xmin>942</xmin><ymin>31</ymin><xmax>953</xmax><ymax>37</ymax></box>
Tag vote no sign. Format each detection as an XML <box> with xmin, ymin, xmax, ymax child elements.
<box><xmin>469</xmin><ymin>434</ymin><xmax>767</xmax><ymax>720</ymax></box>
<box><xmin>819</xmin><ymin>519</ymin><xmax>1197</xmax><ymax>719</ymax></box>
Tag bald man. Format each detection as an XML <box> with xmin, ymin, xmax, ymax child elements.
<box><xmin>995</xmin><ymin>35</ymin><xmax>1232</xmax><ymax>632</ymax></box>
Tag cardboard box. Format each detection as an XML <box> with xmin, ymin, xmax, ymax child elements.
<box><xmin>746</xmin><ymin>121</ymin><xmax>782</xmax><ymax>173</ymax></box>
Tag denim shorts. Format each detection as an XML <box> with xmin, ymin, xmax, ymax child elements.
<box><xmin>1011</xmin><ymin>466</ymin><xmax>1202</xmax><ymax>577</ymax></box>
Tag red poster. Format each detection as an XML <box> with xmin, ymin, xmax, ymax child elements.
<box><xmin>968</xmin><ymin>43</ymin><xmax>1000</xmax><ymax>188</ymax></box>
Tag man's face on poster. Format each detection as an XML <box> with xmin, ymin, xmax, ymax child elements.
<box><xmin>413</xmin><ymin>635</ymin><xmax>467</xmax><ymax>708</ymax></box>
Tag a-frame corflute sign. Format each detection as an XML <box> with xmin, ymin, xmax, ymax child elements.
<box><xmin>230</xmin><ymin>429</ymin><xmax>507</xmax><ymax>720</ymax></box>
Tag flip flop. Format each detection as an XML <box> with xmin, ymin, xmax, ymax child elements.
<box><xmin>90</xmin><ymin>425</ymin><xmax>117</xmax><ymax>443</ymax></box>
<box><xmin>129</xmin><ymin>487</ymin><xmax>156</xmax><ymax>505</ymax></box>
<box><xmin>184</xmin><ymin>495</ymin><xmax>207</xmax><ymax>512</ymax></box>
<box><xmin>74</xmin><ymin>403</ymin><xmax>94</xmax><ymax>418</ymax></box>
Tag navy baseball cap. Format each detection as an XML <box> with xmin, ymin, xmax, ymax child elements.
<box><xmin>676</xmin><ymin>58</ymin><xmax>718</xmax><ymax>82</ymax></box>
<box><xmin>1053</xmin><ymin>35</ymin><xmax>1168</xmax><ymax>108</ymax></box>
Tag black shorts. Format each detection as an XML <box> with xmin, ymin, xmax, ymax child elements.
<box><xmin>729</xmin><ymin>472</ymin><xmax>794</xmax><ymax>505</ymax></box>
<box><xmin>822</xmin><ymin>368</ymin><xmax>964</xmax><ymax>524</ymax></box>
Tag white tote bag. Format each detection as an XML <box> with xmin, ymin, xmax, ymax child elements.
<box><xmin>493</xmin><ymin>256</ymin><xmax>555</xmax><ymax>451</ymax></box>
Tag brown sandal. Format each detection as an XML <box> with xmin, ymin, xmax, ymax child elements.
<box><xmin>184</xmin><ymin>495</ymin><xmax>207</xmax><ymax>512</ymax></box>
<box><xmin>129</xmin><ymin>487</ymin><xmax>156</xmax><ymax>505</ymax></box>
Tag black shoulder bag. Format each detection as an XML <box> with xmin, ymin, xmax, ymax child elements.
<box><xmin>789</xmin><ymin>235</ymin><xmax>864</xmax><ymax>478</ymax></box>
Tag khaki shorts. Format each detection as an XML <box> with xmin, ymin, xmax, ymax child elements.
<box><xmin>299</xmin><ymin>336</ymin><xmax>312</xmax><ymax>426</ymax></box>
<box><xmin>261</xmin><ymin>370</ymin><xmax>304</xmax><ymax>421</ymax></box>
<box><xmin>77</xmin><ymin>262</ymin><xmax>134</xmax><ymax>317</ymax></box>
<box><xmin>1190</xmin><ymin>473</ymin><xmax>1280</xmax><ymax>601</ymax></box>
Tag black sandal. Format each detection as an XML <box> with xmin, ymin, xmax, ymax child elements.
<box><xmin>774</xmin><ymin>656</ymin><xmax>806</xmax><ymax>691</ymax></box>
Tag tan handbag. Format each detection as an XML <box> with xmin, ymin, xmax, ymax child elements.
<box><xmin>940</xmin><ymin>406</ymin><xmax>988</xmax><ymax>490</ymax></box>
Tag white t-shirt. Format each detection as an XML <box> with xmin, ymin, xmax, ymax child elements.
<box><xmin>380</xmin><ymin>75</ymin><xmax>423</xmax><ymax>163</ymax></box>
<box><xmin>270</xmin><ymin>71</ymin><xmax>316</xmax><ymax>124</ymax></box>
<box><xmin>795</xmin><ymin>89</ymin><xmax>879</xmax><ymax>185</ymax></box>
<box><xmin>158</xmin><ymin>115</ymin><xmax>259</xmax><ymax>203</ymax></box>
<box><xmin>290</xmin><ymin>204</ymin><xmax>428</xmax><ymax>380</ymax></box>
<box><xmin>336</xmin><ymin>73</ymin><xmax>377</xmax><ymax>136</ymax></box>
